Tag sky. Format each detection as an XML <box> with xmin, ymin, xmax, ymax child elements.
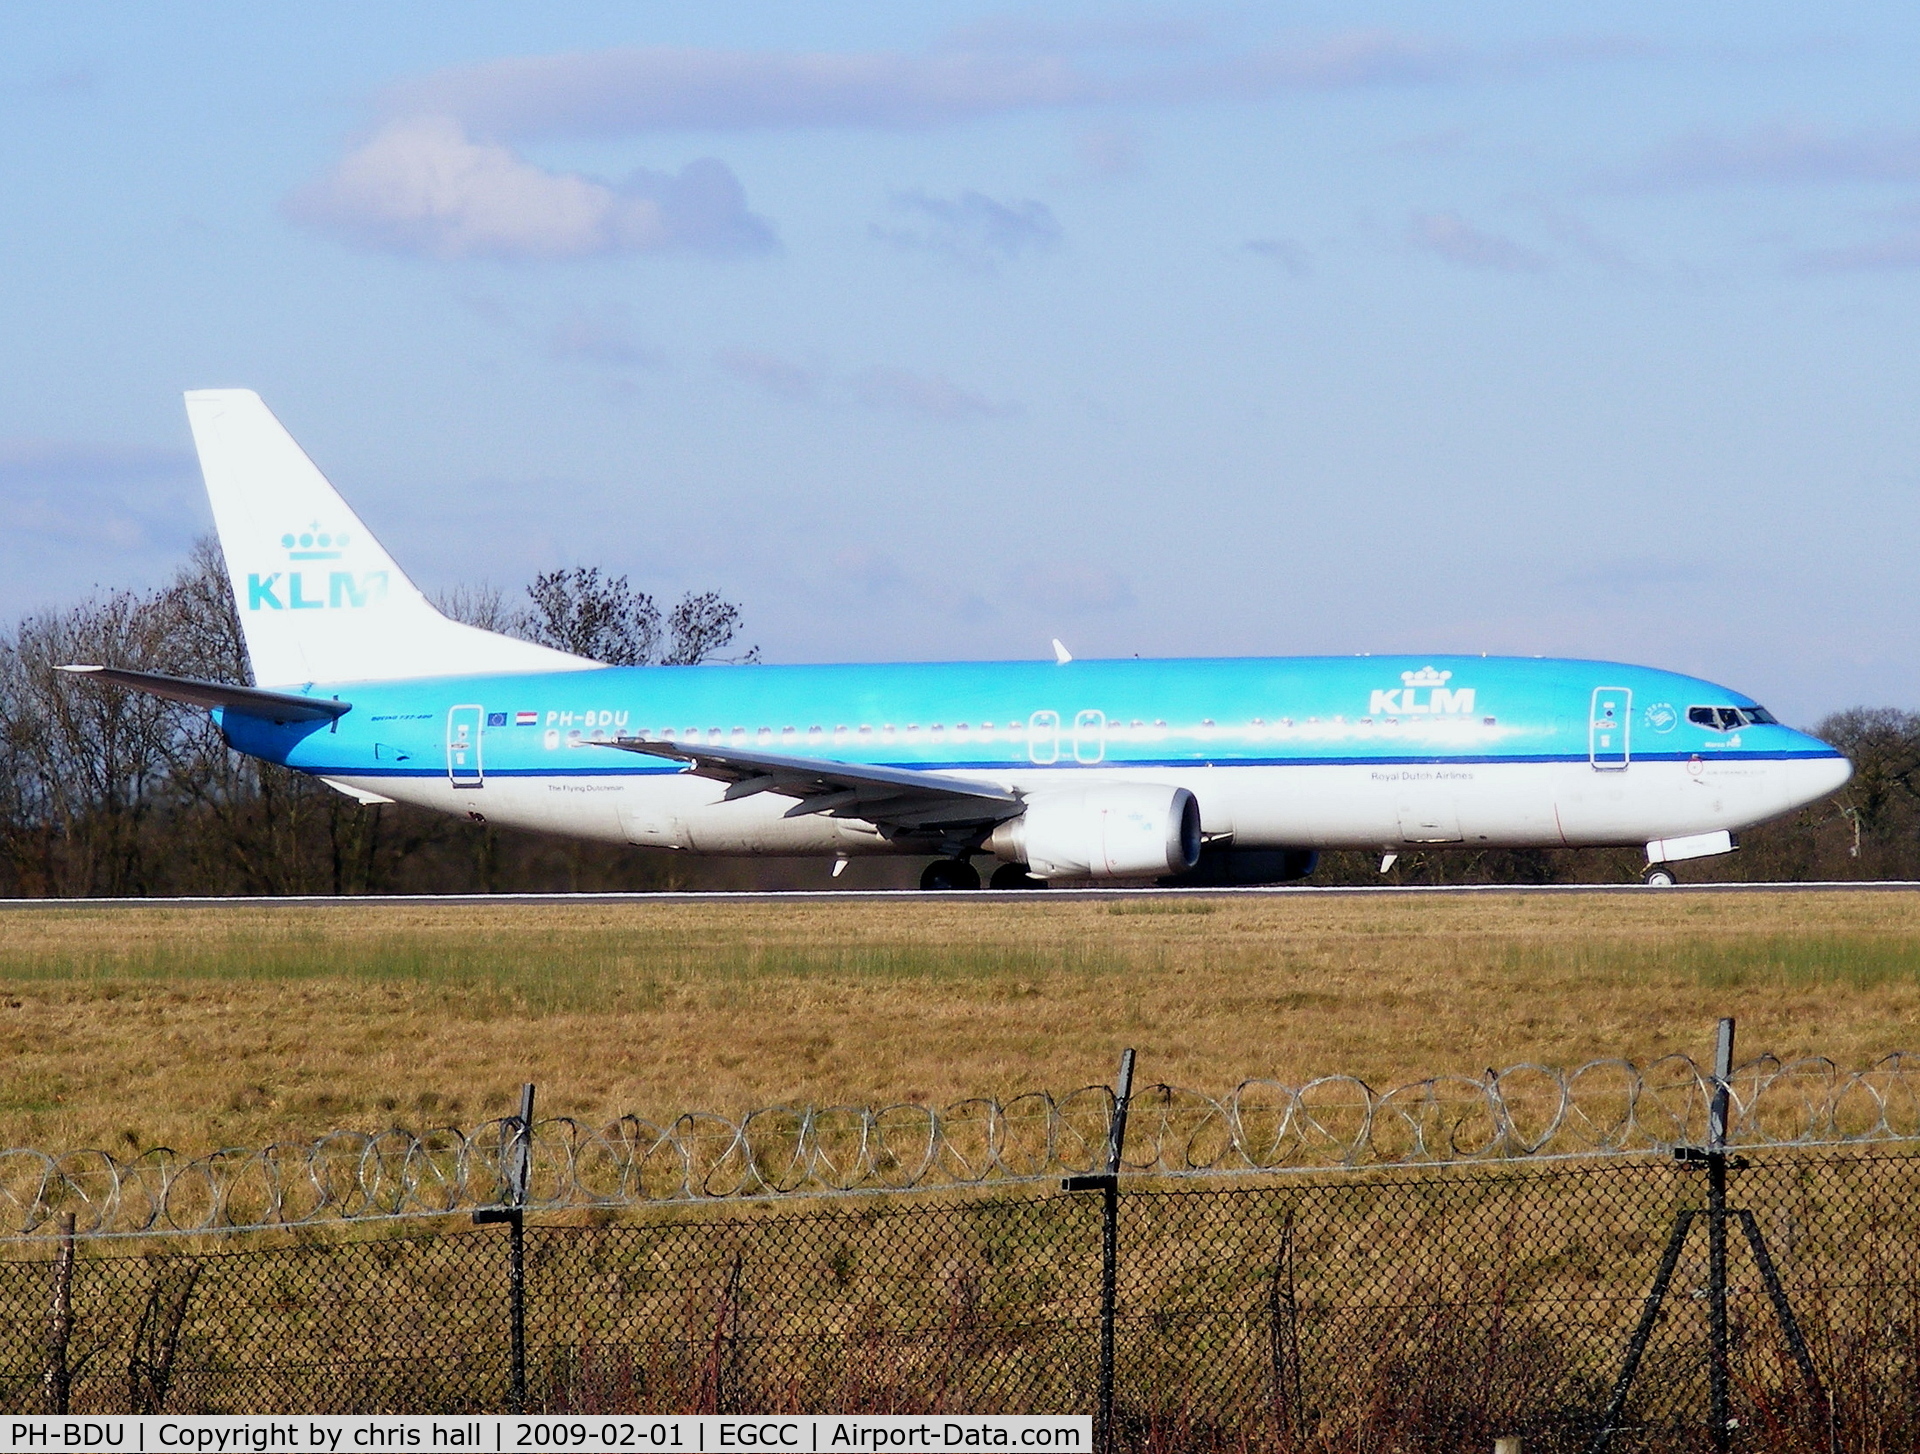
<box><xmin>1</xmin><ymin>3</ymin><xmax>1918</xmax><ymax>722</ymax></box>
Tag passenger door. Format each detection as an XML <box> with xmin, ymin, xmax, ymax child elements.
<box><xmin>447</xmin><ymin>704</ymin><xmax>485</xmax><ymax>788</ymax></box>
<box><xmin>1589</xmin><ymin>687</ymin><xmax>1631</xmax><ymax>771</ymax></box>
<box><xmin>1073</xmin><ymin>709</ymin><xmax>1106</xmax><ymax>764</ymax></box>
<box><xmin>1028</xmin><ymin>710</ymin><xmax>1060</xmax><ymax>764</ymax></box>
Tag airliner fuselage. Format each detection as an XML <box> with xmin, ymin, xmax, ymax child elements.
<box><xmin>218</xmin><ymin>653</ymin><xmax>1849</xmax><ymax>879</ymax></box>
<box><xmin>65</xmin><ymin>391</ymin><xmax>1849</xmax><ymax>889</ymax></box>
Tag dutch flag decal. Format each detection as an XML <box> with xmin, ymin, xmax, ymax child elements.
<box><xmin>516</xmin><ymin>711</ymin><xmax>538</xmax><ymax>726</ymax></box>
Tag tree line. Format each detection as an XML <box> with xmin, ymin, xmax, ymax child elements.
<box><xmin>0</xmin><ymin>543</ymin><xmax>755</xmax><ymax>896</ymax></box>
<box><xmin>0</xmin><ymin>544</ymin><xmax>1908</xmax><ymax>895</ymax></box>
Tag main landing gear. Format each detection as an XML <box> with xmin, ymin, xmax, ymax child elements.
<box><xmin>920</xmin><ymin>859</ymin><xmax>1047</xmax><ymax>890</ymax></box>
<box><xmin>920</xmin><ymin>859</ymin><xmax>981</xmax><ymax>891</ymax></box>
<box><xmin>1643</xmin><ymin>865</ymin><xmax>1678</xmax><ymax>887</ymax></box>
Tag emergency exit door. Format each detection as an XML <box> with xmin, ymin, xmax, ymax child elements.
<box><xmin>1589</xmin><ymin>687</ymin><xmax>1631</xmax><ymax>770</ymax></box>
<box><xmin>447</xmin><ymin>704</ymin><xmax>485</xmax><ymax>787</ymax></box>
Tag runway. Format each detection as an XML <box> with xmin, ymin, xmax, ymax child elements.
<box><xmin>2</xmin><ymin>881</ymin><xmax>1917</xmax><ymax>909</ymax></box>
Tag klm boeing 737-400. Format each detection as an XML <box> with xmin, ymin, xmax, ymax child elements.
<box><xmin>62</xmin><ymin>391</ymin><xmax>1852</xmax><ymax>889</ymax></box>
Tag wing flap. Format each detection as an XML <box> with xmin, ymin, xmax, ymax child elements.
<box><xmin>591</xmin><ymin>736</ymin><xmax>1022</xmax><ymax>829</ymax></box>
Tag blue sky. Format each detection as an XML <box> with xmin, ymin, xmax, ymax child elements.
<box><xmin>2</xmin><ymin>3</ymin><xmax>1917</xmax><ymax>721</ymax></box>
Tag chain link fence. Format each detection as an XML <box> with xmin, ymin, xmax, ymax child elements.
<box><xmin>0</xmin><ymin>1148</ymin><xmax>1914</xmax><ymax>1450</ymax></box>
<box><xmin>10</xmin><ymin>1053</ymin><xmax>1920</xmax><ymax>1236</ymax></box>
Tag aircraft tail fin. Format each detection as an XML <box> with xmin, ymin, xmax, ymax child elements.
<box><xmin>184</xmin><ymin>390</ymin><xmax>600</xmax><ymax>686</ymax></box>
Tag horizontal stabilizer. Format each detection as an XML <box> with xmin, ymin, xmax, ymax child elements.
<box><xmin>57</xmin><ymin>665</ymin><xmax>351</xmax><ymax>723</ymax></box>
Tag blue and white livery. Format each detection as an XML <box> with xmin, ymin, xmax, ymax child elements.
<box><xmin>65</xmin><ymin>392</ymin><xmax>1851</xmax><ymax>889</ymax></box>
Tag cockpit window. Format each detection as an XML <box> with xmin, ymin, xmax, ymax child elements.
<box><xmin>1689</xmin><ymin>705</ymin><xmax>1772</xmax><ymax>731</ymax></box>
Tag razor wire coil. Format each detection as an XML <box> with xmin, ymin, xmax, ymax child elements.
<box><xmin>7</xmin><ymin>1052</ymin><xmax>1920</xmax><ymax>1238</ymax></box>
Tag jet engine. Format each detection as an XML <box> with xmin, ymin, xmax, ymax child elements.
<box><xmin>989</xmin><ymin>784</ymin><xmax>1202</xmax><ymax>881</ymax></box>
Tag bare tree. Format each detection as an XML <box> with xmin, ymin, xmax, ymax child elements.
<box><xmin>511</xmin><ymin>569</ymin><xmax>756</xmax><ymax>666</ymax></box>
<box><xmin>0</xmin><ymin>587</ymin><xmax>182</xmax><ymax>894</ymax></box>
<box><xmin>1814</xmin><ymin>708</ymin><xmax>1920</xmax><ymax>833</ymax></box>
<box><xmin>663</xmin><ymin>591</ymin><xmax>760</xmax><ymax>666</ymax></box>
<box><xmin>433</xmin><ymin>582</ymin><xmax>516</xmax><ymax>634</ymax></box>
<box><xmin>516</xmin><ymin>567</ymin><xmax>662</xmax><ymax>665</ymax></box>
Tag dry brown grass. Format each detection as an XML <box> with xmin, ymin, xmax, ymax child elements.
<box><xmin>1</xmin><ymin>890</ymin><xmax>1919</xmax><ymax>1156</ymax></box>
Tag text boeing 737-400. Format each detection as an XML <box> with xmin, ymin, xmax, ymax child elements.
<box><xmin>59</xmin><ymin>391</ymin><xmax>1851</xmax><ymax>890</ymax></box>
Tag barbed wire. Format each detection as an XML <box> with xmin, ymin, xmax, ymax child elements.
<box><xmin>6</xmin><ymin>1052</ymin><xmax>1920</xmax><ymax>1239</ymax></box>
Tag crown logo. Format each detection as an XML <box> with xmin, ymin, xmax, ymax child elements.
<box><xmin>281</xmin><ymin>520</ymin><xmax>351</xmax><ymax>561</ymax></box>
<box><xmin>1401</xmin><ymin>666</ymin><xmax>1452</xmax><ymax>687</ymax></box>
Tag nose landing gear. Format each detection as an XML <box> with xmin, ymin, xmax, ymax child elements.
<box><xmin>1643</xmin><ymin>865</ymin><xmax>1678</xmax><ymax>887</ymax></box>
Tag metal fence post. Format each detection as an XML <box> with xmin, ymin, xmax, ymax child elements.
<box><xmin>475</xmin><ymin>1082</ymin><xmax>535</xmax><ymax>1414</ymax></box>
<box><xmin>1708</xmin><ymin>1018</ymin><xmax>1733</xmax><ymax>1454</ymax></box>
<box><xmin>43</xmin><ymin>1211</ymin><xmax>74</xmax><ymax>1414</ymax></box>
<box><xmin>1065</xmin><ymin>1048</ymin><xmax>1135</xmax><ymax>1453</ymax></box>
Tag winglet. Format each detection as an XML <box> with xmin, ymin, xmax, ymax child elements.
<box><xmin>1052</xmin><ymin>639</ymin><xmax>1073</xmax><ymax>665</ymax></box>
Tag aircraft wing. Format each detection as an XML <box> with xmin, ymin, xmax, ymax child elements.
<box><xmin>56</xmin><ymin>665</ymin><xmax>352</xmax><ymax>723</ymax></box>
<box><xmin>592</xmin><ymin>736</ymin><xmax>1022</xmax><ymax>830</ymax></box>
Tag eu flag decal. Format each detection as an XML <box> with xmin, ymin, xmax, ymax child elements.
<box><xmin>486</xmin><ymin>712</ymin><xmax>507</xmax><ymax>727</ymax></box>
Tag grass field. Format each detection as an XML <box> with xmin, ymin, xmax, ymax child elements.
<box><xmin>3</xmin><ymin>890</ymin><xmax>1920</xmax><ymax>1156</ymax></box>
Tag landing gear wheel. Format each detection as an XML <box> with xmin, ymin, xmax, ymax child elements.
<box><xmin>1643</xmin><ymin>865</ymin><xmax>1678</xmax><ymax>887</ymax></box>
<box><xmin>921</xmin><ymin>859</ymin><xmax>981</xmax><ymax>891</ymax></box>
<box><xmin>990</xmin><ymin>862</ymin><xmax>1046</xmax><ymax>890</ymax></box>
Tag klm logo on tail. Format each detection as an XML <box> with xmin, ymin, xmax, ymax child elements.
<box><xmin>246</xmin><ymin>523</ymin><xmax>388</xmax><ymax>612</ymax></box>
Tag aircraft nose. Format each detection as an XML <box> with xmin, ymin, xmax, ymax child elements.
<box><xmin>1785</xmin><ymin>749</ymin><xmax>1852</xmax><ymax>809</ymax></box>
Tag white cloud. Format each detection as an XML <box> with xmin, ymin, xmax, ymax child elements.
<box><xmin>1407</xmin><ymin>211</ymin><xmax>1549</xmax><ymax>273</ymax></box>
<box><xmin>285</xmin><ymin>118</ymin><xmax>773</xmax><ymax>261</ymax></box>
<box><xmin>0</xmin><ymin>440</ymin><xmax>200</xmax><ymax>552</ymax></box>
<box><xmin>870</xmin><ymin>188</ymin><xmax>1061</xmax><ymax>269</ymax></box>
<box><xmin>1209</xmin><ymin>30</ymin><xmax>1468</xmax><ymax>91</ymax></box>
<box><xmin>548</xmin><ymin>305</ymin><xmax>652</xmax><ymax>367</ymax></box>
<box><xmin>1794</xmin><ymin>227</ymin><xmax>1920</xmax><ymax>272</ymax></box>
<box><xmin>830</xmin><ymin>546</ymin><xmax>909</xmax><ymax>597</ymax></box>
<box><xmin>938</xmin><ymin>15</ymin><xmax>1208</xmax><ymax>56</ymax></box>
<box><xmin>1637</xmin><ymin>122</ymin><xmax>1920</xmax><ymax>187</ymax></box>
<box><xmin>1074</xmin><ymin>126</ymin><xmax>1144</xmax><ymax>177</ymax></box>
<box><xmin>379</xmin><ymin>31</ymin><xmax>1631</xmax><ymax>142</ymax></box>
<box><xmin>0</xmin><ymin>440</ymin><xmax>193</xmax><ymax>485</ymax></box>
<box><xmin>717</xmin><ymin>348</ymin><xmax>820</xmax><ymax>401</ymax></box>
<box><xmin>388</xmin><ymin>48</ymin><xmax>1105</xmax><ymax>139</ymax></box>
<box><xmin>1246</xmin><ymin>236</ymin><xmax>1311</xmax><ymax>276</ymax></box>
<box><xmin>851</xmin><ymin>367</ymin><xmax>1015</xmax><ymax>420</ymax></box>
<box><xmin>296</xmin><ymin>33</ymin><xmax>1646</xmax><ymax>268</ymax></box>
<box><xmin>1012</xmin><ymin>562</ymin><xmax>1135</xmax><ymax>616</ymax></box>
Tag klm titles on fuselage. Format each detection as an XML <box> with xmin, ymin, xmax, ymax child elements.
<box><xmin>1368</xmin><ymin>667</ymin><xmax>1476</xmax><ymax>718</ymax></box>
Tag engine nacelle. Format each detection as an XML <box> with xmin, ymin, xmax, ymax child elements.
<box><xmin>989</xmin><ymin>784</ymin><xmax>1202</xmax><ymax>881</ymax></box>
